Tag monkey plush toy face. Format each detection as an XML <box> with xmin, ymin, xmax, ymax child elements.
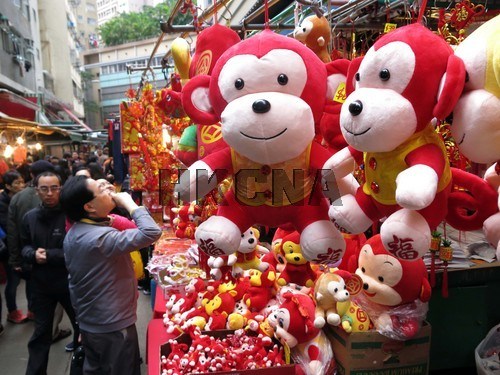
<box><xmin>182</xmin><ymin>30</ymin><xmax>328</xmax><ymax>165</ymax></box>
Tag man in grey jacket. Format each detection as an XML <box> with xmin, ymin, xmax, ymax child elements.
<box><xmin>60</xmin><ymin>175</ymin><xmax>161</xmax><ymax>374</ymax></box>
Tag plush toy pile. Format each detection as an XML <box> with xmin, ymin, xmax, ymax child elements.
<box><xmin>157</xmin><ymin>13</ymin><xmax>500</xmax><ymax>375</ymax></box>
<box><xmin>160</xmin><ymin>327</ymin><xmax>286</xmax><ymax>374</ymax></box>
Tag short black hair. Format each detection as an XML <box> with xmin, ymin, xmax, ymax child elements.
<box><xmin>2</xmin><ymin>169</ymin><xmax>23</xmax><ymax>190</ymax></box>
<box><xmin>29</xmin><ymin>160</ymin><xmax>56</xmax><ymax>179</ymax></box>
<box><xmin>34</xmin><ymin>171</ymin><xmax>62</xmax><ymax>187</ymax></box>
<box><xmin>60</xmin><ymin>175</ymin><xmax>94</xmax><ymax>222</ymax></box>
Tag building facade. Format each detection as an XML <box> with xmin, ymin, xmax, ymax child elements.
<box><xmin>0</xmin><ymin>0</ymin><xmax>41</xmax><ymax>95</ymax></box>
<box><xmin>82</xmin><ymin>36</ymin><xmax>171</xmax><ymax>127</ymax></box>
<box><xmin>96</xmin><ymin>0</ymin><xmax>157</xmax><ymax>26</ymax></box>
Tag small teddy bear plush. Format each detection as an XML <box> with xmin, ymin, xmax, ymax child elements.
<box><xmin>229</xmin><ymin>227</ymin><xmax>270</xmax><ymax>277</ymax></box>
<box><xmin>276</xmin><ymin>231</ymin><xmax>318</xmax><ymax>288</ymax></box>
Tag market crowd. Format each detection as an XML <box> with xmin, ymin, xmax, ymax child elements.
<box><xmin>0</xmin><ymin>147</ymin><xmax>161</xmax><ymax>375</ymax></box>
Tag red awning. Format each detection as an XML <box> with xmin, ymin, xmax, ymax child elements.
<box><xmin>0</xmin><ymin>89</ymin><xmax>39</xmax><ymax>121</ymax></box>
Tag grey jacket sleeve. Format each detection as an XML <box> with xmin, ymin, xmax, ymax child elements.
<box><xmin>98</xmin><ymin>207</ymin><xmax>161</xmax><ymax>258</ymax></box>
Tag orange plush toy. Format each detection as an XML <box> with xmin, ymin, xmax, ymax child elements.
<box><xmin>328</xmin><ymin>24</ymin><xmax>467</xmax><ymax>260</ymax></box>
<box><xmin>178</xmin><ymin>30</ymin><xmax>346</xmax><ymax>264</ymax></box>
<box><xmin>354</xmin><ymin>235</ymin><xmax>431</xmax><ymax>340</ymax></box>
<box><xmin>294</xmin><ymin>14</ymin><xmax>332</xmax><ymax>63</ymax></box>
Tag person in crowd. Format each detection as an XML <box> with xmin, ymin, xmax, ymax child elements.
<box><xmin>0</xmin><ymin>170</ymin><xmax>26</xmax><ymax>333</ymax></box>
<box><xmin>60</xmin><ymin>175</ymin><xmax>161</xmax><ymax>374</ymax></box>
<box><xmin>95</xmin><ymin>179</ymin><xmax>151</xmax><ymax>294</ymax></box>
<box><xmin>54</xmin><ymin>159</ymin><xmax>71</xmax><ymax>184</ymax></box>
<box><xmin>86</xmin><ymin>162</ymin><xmax>106</xmax><ymax>180</ymax></box>
<box><xmin>49</xmin><ymin>156</ymin><xmax>59</xmax><ymax>166</ymax></box>
<box><xmin>21</xmin><ymin>172</ymin><xmax>79</xmax><ymax>374</ymax></box>
<box><xmin>7</xmin><ymin>160</ymin><xmax>72</xmax><ymax>347</ymax></box>
<box><xmin>103</xmin><ymin>157</ymin><xmax>115</xmax><ymax>184</ymax></box>
<box><xmin>72</xmin><ymin>165</ymin><xmax>91</xmax><ymax>178</ymax></box>
<box><xmin>97</xmin><ymin>148</ymin><xmax>109</xmax><ymax>166</ymax></box>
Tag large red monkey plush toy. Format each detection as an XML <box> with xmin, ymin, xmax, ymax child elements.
<box><xmin>327</xmin><ymin>24</ymin><xmax>469</xmax><ymax>260</ymax></box>
<box><xmin>176</xmin><ymin>30</ymin><xmax>346</xmax><ymax>264</ymax></box>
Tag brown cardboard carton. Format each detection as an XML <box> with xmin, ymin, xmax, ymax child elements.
<box><xmin>327</xmin><ymin>322</ymin><xmax>431</xmax><ymax>375</ymax></box>
<box><xmin>160</xmin><ymin>330</ymin><xmax>296</xmax><ymax>375</ymax></box>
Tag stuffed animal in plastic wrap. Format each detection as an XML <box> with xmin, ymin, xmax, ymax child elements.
<box><xmin>178</xmin><ymin>30</ymin><xmax>346</xmax><ymax>264</ymax></box>
<box><xmin>327</xmin><ymin>23</ymin><xmax>496</xmax><ymax>260</ymax></box>
<box><xmin>294</xmin><ymin>14</ymin><xmax>332</xmax><ymax>63</ymax></box>
<box><xmin>268</xmin><ymin>291</ymin><xmax>333</xmax><ymax>375</ymax></box>
<box><xmin>354</xmin><ymin>235</ymin><xmax>431</xmax><ymax>340</ymax></box>
<box><xmin>450</xmin><ymin>15</ymin><xmax>500</xmax><ymax>260</ymax></box>
<box><xmin>276</xmin><ymin>231</ymin><xmax>318</xmax><ymax>287</ymax></box>
<box><xmin>228</xmin><ymin>227</ymin><xmax>270</xmax><ymax>277</ymax></box>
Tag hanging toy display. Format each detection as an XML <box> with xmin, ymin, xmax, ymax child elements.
<box><xmin>428</xmin><ymin>231</ymin><xmax>442</xmax><ymax>288</ymax></box>
<box><xmin>439</xmin><ymin>238</ymin><xmax>453</xmax><ymax>298</ymax></box>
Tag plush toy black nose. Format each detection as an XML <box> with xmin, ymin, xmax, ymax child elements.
<box><xmin>349</xmin><ymin>100</ymin><xmax>363</xmax><ymax>116</ymax></box>
<box><xmin>363</xmin><ymin>283</ymin><xmax>369</xmax><ymax>290</ymax></box>
<box><xmin>252</xmin><ymin>99</ymin><xmax>271</xmax><ymax>113</ymax></box>
<box><xmin>248</xmin><ymin>238</ymin><xmax>255</xmax><ymax>244</ymax></box>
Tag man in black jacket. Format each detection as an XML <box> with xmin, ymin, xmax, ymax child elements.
<box><xmin>21</xmin><ymin>171</ymin><xmax>79</xmax><ymax>375</ymax></box>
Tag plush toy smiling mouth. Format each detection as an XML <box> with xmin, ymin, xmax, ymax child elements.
<box><xmin>457</xmin><ymin>132</ymin><xmax>466</xmax><ymax>146</ymax></box>
<box><xmin>344</xmin><ymin>127</ymin><xmax>371</xmax><ymax>136</ymax></box>
<box><xmin>363</xmin><ymin>290</ymin><xmax>377</xmax><ymax>298</ymax></box>
<box><xmin>240</xmin><ymin>128</ymin><xmax>288</xmax><ymax>140</ymax></box>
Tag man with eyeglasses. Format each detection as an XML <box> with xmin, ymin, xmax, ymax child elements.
<box><xmin>20</xmin><ymin>171</ymin><xmax>79</xmax><ymax>375</ymax></box>
<box><xmin>60</xmin><ymin>175</ymin><xmax>161</xmax><ymax>375</ymax></box>
<box><xmin>8</xmin><ymin>160</ymin><xmax>73</xmax><ymax>348</ymax></box>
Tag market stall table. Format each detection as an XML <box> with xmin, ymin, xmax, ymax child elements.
<box><xmin>146</xmin><ymin>318</ymin><xmax>177</xmax><ymax>375</ymax></box>
<box><xmin>153</xmin><ymin>284</ymin><xmax>167</xmax><ymax>319</ymax></box>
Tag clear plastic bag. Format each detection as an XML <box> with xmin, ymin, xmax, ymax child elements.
<box><xmin>475</xmin><ymin>324</ymin><xmax>500</xmax><ymax>375</ymax></box>
<box><xmin>353</xmin><ymin>293</ymin><xmax>428</xmax><ymax>341</ymax></box>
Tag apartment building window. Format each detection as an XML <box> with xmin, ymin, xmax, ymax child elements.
<box><xmin>32</xmin><ymin>8</ymin><xmax>36</xmax><ymax>22</ymax></box>
<box><xmin>78</xmin><ymin>15</ymin><xmax>84</xmax><ymax>22</ymax></box>
<box><xmin>13</xmin><ymin>0</ymin><xmax>21</xmax><ymax>7</ymax></box>
<box><xmin>88</xmin><ymin>17</ymin><xmax>96</xmax><ymax>25</ymax></box>
<box><xmin>86</xmin><ymin>3</ymin><xmax>96</xmax><ymax>12</ymax></box>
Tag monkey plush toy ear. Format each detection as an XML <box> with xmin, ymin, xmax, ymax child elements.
<box><xmin>181</xmin><ymin>75</ymin><xmax>219</xmax><ymax>125</ymax></box>
<box><xmin>433</xmin><ymin>54</ymin><xmax>466</xmax><ymax>120</ymax></box>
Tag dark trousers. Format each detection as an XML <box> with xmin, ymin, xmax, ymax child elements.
<box><xmin>81</xmin><ymin>324</ymin><xmax>141</xmax><ymax>375</ymax></box>
<box><xmin>5</xmin><ymin>264</ymin><xmax>33</xmax><ymax>312</ymax></box>
<box><xmin>25</xmin><ymin>287</ymin><xmax>79</xmax><ymax>375</ymax></box>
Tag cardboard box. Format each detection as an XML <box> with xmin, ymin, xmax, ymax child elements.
<box><xmin>160</xmin><ymin>330</ymin><xmax>296</xmax><ymax>375</ymax></box>
<box><xmin>327</xmin><ymin>322</ymin><xmax>431</xmax><ymax>375</ymax></box>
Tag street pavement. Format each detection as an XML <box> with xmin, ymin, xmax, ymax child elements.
<box><xmin>0</xmin><ymin>279</ymin><xmax>153</xmax><ymax>374</ymax></box>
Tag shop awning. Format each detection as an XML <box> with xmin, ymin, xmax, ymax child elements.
<box><xmin>0</xmin><ymin>89</ymin><xmax>40</xmax><ymax>121</ymax></box>
<box><xmin>0</xmin><ymin>111</ymin><xmax>72</xmax><ymax>137</ymax></box>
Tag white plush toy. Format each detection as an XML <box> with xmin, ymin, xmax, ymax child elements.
<box><xmin>228</xmin><ymin>227</ymin><xmax>269</xmax><ymax>277</ymax></box>
<box><xmin>451</xmin><ymin>15</ymin><xmax>500</xmax><ymax>260</ymax></box>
